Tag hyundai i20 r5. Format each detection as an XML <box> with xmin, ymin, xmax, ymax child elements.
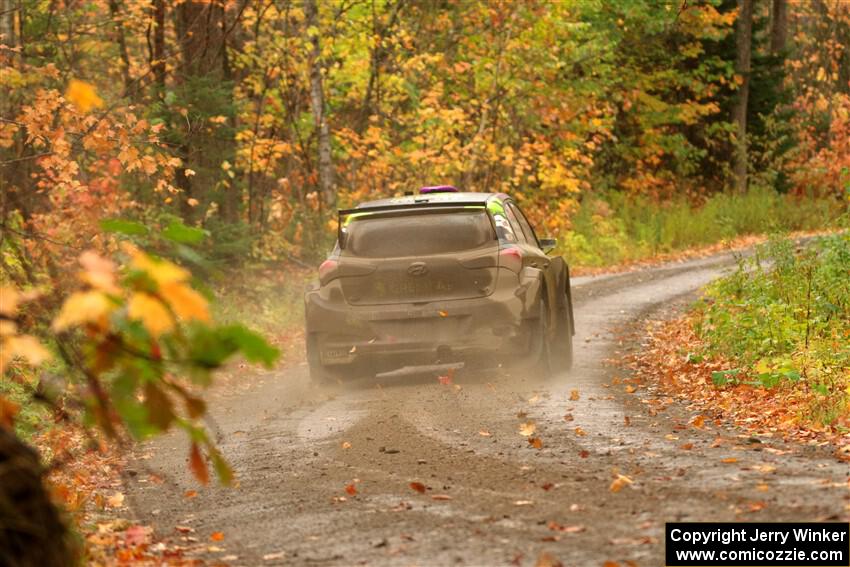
<box><xmin>304</xmin><ymin>188</ymin><xmax>575</xmax><ymax>382</ymax></box>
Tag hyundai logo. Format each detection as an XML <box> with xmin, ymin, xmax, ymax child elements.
<box><xmin>407</xmin><ymin>262</ymin><xmax>428</xmax><ymax>276</ymax></box>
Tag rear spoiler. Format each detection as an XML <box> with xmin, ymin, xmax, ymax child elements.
<box><xmin>337</xmin><ymin>201</ymin><xmax>490</xmax><ymax>248</ymax></box>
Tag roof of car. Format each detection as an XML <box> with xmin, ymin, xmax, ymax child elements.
<box><xmin>355</xmin><ymin>191</ymin><xmax>506</xmax><ymax>209</ymax></box>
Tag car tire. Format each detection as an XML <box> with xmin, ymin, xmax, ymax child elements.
<box><xmin>548</xmin><ymin>300</ymin><xmax>574</xmax><ymax>373</ymax></box>
<box><xmin>531</xmin><ymin>298</ymin><xmax>552</xmax><ymax>378</ymax></box>
<box><xmin>306</xmin><ymin>334</ymin><xmax>344</xmax><ymax>385</ymax></box>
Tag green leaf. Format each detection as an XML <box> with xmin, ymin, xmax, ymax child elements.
<box><xmin>100</xmin><ymin>218</ymin><xmax>149</xmax><ymax>236</ymax></box>
<box><xmin>209</xmin><ymin>446</ymin><xmax>234</xmax><ymax>486</ymax></box>
<box><xmin>161</xmin><ymin>220</ymin><xmax>207</xmax><ymax>245</ymax></box>
<box><xmin>219</xmin><ymin>325</ymin><xmax>280</xmax><ymax>368</ymax></box>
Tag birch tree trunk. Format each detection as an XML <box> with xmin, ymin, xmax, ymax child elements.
<box><xmin>733</xmin><ymin>0</ymin><xmax>753</xmax><ymax>193</ymax></box>
<box><xmin>304</xmin><ymin>0</ymin><xmax>335</xmax><ymax>209</ymax></box>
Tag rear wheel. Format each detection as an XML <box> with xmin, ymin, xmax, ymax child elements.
<box><xmin>306</xmin><ymin>334</ymin><xmax>345</xmax><ymax>385</ymax></box>
<box><xmin>530</xmin><ymin>298</ymin><xmax>552</xmax><ymax>378</ymax></box>
<box><xmin>548</xmin><ymin>301</ymin><xmax>573</xmax><ymax>373</ymax></box>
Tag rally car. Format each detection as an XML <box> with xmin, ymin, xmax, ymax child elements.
<box><xmin>304</xmin><ymin>187</ymin><xmax>574</xmax><ymax>382</ymax></box>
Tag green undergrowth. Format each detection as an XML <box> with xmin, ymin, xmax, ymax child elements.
<box><xmin>693</xmin><ymin>231</ymin><xmax>850</xmax><ymax>425</ymax></box>
<box><xmin>561</xmin><ymin>186</ymin><xmax>844</xmax><ymax>268</ymax></box>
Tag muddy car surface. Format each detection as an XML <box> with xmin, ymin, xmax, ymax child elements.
<box><xmin>304</xmin><ymin>188</ymin><xmax>574</xmax><ymax>382</ymax></box>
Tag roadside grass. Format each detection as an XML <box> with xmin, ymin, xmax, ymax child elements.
<box><xmin>631</xmin><ymin>230</ymin><xmax>849</xmax><ymax>457</ymax></box>
<box><xmin>693</xmin><ymin>231</ymin><xmax>850</xmax><ymax>428</ymax></box>
<box><xmin>561</xmin><ymin>187</ymin><xmax>844</xmax><ymax>268</ymax></box>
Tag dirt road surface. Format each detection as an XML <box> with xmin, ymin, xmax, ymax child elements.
<box><xmin>127</xmin><ymin>252</ymin><xmax>850</xmax><ymax>566</ymax></box>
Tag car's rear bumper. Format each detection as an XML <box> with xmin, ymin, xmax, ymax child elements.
<box><xmin>305</xmin><ymin>283</ymin><xmax>537</xmax><ymax>367</ymax></box>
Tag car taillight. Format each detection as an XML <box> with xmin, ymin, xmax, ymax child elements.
<box><xmin>318</xmin><ymin>259</ymin><xmax>339</xmax><ymax>284</ymax></box>
<box><xmin>499</xmin><ymin>246</ymin><xmax>523</xmax><ymax>273</ymax></box>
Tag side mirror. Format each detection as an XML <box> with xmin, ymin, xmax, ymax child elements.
<box><xmin>538</xmin><ymin>238</ymin><xmax>557</xmax><ymax>254</ymax></box>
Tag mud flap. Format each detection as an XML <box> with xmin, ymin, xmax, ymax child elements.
<box><xmin>518</xmin><ymin>266</ymin><xmax>543</xmax><ymax>319</ymax></box>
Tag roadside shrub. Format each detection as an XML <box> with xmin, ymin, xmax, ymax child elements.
<box><xmin>694</xmin><ymin>232</ymin><xmax>850</xmax><ymax>425</ymax></box>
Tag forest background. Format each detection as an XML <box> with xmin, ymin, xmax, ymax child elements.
<box><xmin>1</xmin><ymin>0</ymin><xmax>849</xmax><ymax>562</ymax></box>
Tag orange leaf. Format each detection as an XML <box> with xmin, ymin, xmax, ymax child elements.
<box><xmin>691</xmin><ymin>415</ymin><xmax>705</xmax><ymax>429</ymax></box>
<box><xmin>569</xmin><ymin>389</ymin><xmax>580</xmax><ymax>401</ymax></box>
<box><xmin>210</xmin><ymin>531</ymin><xmax>224</xmax><ymax>542</ymax></box>
<box><xmin>528</xmin><ymin>437</ymin><xmax>543</xmax><ymax>449</ymax></box>
<box><xmin>721</xmin><ymin>457</ymin><xmax>738</xmax><ymax>464</ymax></box>
<box><xmin>345</xmin><ymin>483</ymin><xmax>358</xmax><ymax>495</ymax></box>
<box><xmin>409</xmin><ymin>482</ymin><xmax>426</xmax><ymax>493</ymax></box>
<box><xmin>189</xmin><ymin>443</ymin><xmax>209</xmax><ymax>485</ymax></box>
<box><xmin>609</xmin><ymin>474</ymin><xmax>633</xmax><ymax>493</ymax></box>
<box><xmin>184</xmin><ymin>490</ymin><xmax>198</xmax><ymax>499</ymax></box>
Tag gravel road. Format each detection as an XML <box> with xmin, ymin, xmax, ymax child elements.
<box><xmin>127</xmin><ymin>251</ymin><xmax>850</xmax><ymax>566</ymax></box>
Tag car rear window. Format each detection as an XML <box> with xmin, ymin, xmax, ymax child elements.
<box><xmin>343</xmin><ymin>209</ymin><xmax>495</xmax><ymax>258</ymax></box>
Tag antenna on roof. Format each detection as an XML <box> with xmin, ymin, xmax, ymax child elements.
<box><xmin>419</xmin><ymin>185</ymin><xmax>458</xmax><ymax>194</ymax></box>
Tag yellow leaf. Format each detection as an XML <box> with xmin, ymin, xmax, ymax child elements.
<box><xmin>609</xmin><ymin>474</ymin><xmax>633</xmax><ymax>493</ymax></box>
<box><xmin>65</xmin><ymin>79</ymin><xmax>104</xmax><ymax>113</ymax></box>
<box><xmin>1</xmin><ymin>335</ymin><xmax>50</xmax><ymax>373</ymax></box>
<box><xmin>0</xmin><ymin>286</ymin><xmax>20</xmax><ymax>316</ymax></box>
<box><xmin>126</xmin><ymin>246</ymin><xmax>189</xmax><ymax>286</ymax></box>
<box><xmin>128</xmin><ymin>293</ymin><xmax>174</xmax><ymax>337</ymax></box>
<box><xmin>519</xmin><ymin>422</ymin><xmax>536</xmax><ymax>436</ymax></box>
<box><xmin>569</xmin><ymin>389</ymin><xmax>580</xmax><ymax>401</ymax></box>
<box><xmin>53</xmin><ymin>291</ymin><xmax>113</xmax><ymax>331</ymax></box>
<box><xmin>159</xmin><ymin>282</ymin><xmax>210</xmax><ymax>322</ymax></box>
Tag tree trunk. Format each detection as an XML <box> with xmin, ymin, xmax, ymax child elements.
<box><xmin>0</xmin><ymin>0</ymin><xmax>15</xmax><ymax>49</ymax></box>
<box><xmin>304</xmin><ymin>0</ymin><xmax>335</xmax><ymax>210</ymax></box>
<box><xmin>108</xmin><ymin>0</ymin><xmax>132</xmax><ymax>96</ymax></box>
<box><xmin>152</xmin><ymin>0</ymin><xmax>166</xmax><ymax>91</ymax></box>
<box><xmin>733</xmin><ymin>0</ymin><xmax>753</xmax><ymax>193</ymax></box>
<box><xmin>0</xmin><ymin>428</ymin><xmax>77</xmax><ymax>566</ymax></box>
<box><xmin>175</xmin><ymin>1</ymin><xmax>227</xmax><ymax>222</ymax></box>
<box><xmin>770</xmin><ymin>0</ymin><xmax>788</xmax><ymax>54</ymax></box>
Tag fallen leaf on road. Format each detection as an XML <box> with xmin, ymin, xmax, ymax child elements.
<box><xmin>263</xmin><ymin>552</ymin><xmax>285</xmax><ymax>561</ymax></box>
<box><xmin>574</xmin><ymin>427</ymin><xmax>587</xmax><ymax>436</ymax></box>
<box><xmin>623</xmin><ymin>415</ymin><xmax>631</xmax><ymax>426</ymax></box>
<box><xmin>519</xmin><ymin>422</ymin><xmax>536</xmax><ymax>436</ymax></box>
<box><xmin>691</xmin><ymin>415</ymin><xmax>706</xmax><ymax>428</ymax></box>
<box><xmin>721</xmin><ymin>457</ymin><xmax>738</xmax><ymax>464</ymax></box>
<box><xmin>528</xmin><ymin>437</ymin><xmax>543</xmax><ymax>449</ymax></box>
<box><xmin>548</xmin><ymin>521</ymin><xmax>585</xmax><ymax>533</ymax></box>
<box><xmin>753</xmin><ymin>464</ymin><xmax>776</xmax><ymax>474</ymax></box>
<box><xmin>514</xmin><ymin>500</ymin><xmax>534</xmax><ymax>506</ymax></box>
<box><xmin>479</xmin><ymin>430</ymin><xmax>491</xmax><ymax>437</ymax></box>
<box><xmin>124</xmin><ymin>525</ymin><xmax>150</xmax><ymax>546</ymax></box>
<box><xmin>609</xmin><ymin>474</ymin><xmax>633</xmax><ymax>493</ymax></box>
<box><xmin>431</xmin><ymin>494</ymin><xmax>452</xmax><ymax>500</ymax></box>
<box><xmin>563</xmin><ymin>413</ymin><xmax>574</xmax><ymax>422</ymax></box>
<box><xmin>409</xmin><ymin>482</ymin><xmax>426</xmax><ymax>493</ymax></box>
<box><xmin>210</xmin><ymin>531</ymin><xmax>224</xmax><ymax>541</ymax></box>
<box><xmin>756</xmin><ymin>483</ymin><xmax>770</xmax><ymax>492</ymax></box>
<box><xmin>569</xmin><ymin>389</ymin><xmax>580</xmax><ymax>401</ymax></box>
<box><xmin>341</xmin><ymin>441</ymin><xmax>352</xmax><ymax>449</ymax></box>
<box><xmin>680</xmin><ymin>443</ymin><xmax>694</xmax><ymax>450</ymax></box>
<box><xmin>535</xmin><ymin>551</ymin><xmax>564</xmax><ymax>567</ymax></box>
<box><xmin>345</xmin><ymin>483</ymin><xmax>358</xmax><ymax>495</ymax></box>
<box><xmin>625</xmin><ymin>385</ymin><xmax>636</xmax><ymax>393</ymax></box>
<box><xmin>175</xmin><ymin>526</ymin><xmax>194</xmax><ymax>534</ymax></box>
<box><xmin>541</xmin><ymin>483</ymin><xmax>554</xmax><ymax>491</ymax></box>
<box><xmin>106</xmin><ymin>492</ymin><xmax>124</xmax><ymax>508</ymax></box>
<box><xmin>579</xmin><ymin>450</ymin><xmax>590</xmax><ymax>458</ymax></box>
<box><xmin>184</xmin><ymin>490</ymin><xmax>198</xmax><ymax>499</ymax></box>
